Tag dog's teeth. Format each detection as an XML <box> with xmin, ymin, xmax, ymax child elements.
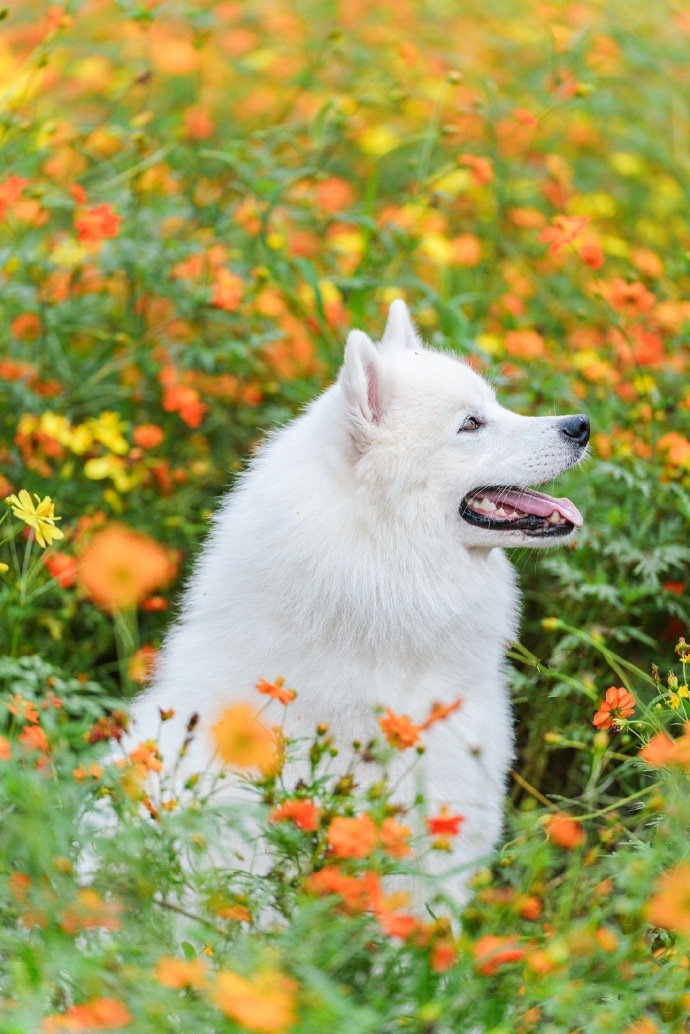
<box><xmin>548</xmin><ymin>511</ymin><xmax>561</xmax><ymax>524</ymax></box>
<box><xmin>495</xmin><ymin>507</ymin><xmax>506</xmax><ymax>517</ymax></box>
<box><xmin>472</xmin><ymin>497</ymin><xmax>496</xmax><ymax>514</ymax></box>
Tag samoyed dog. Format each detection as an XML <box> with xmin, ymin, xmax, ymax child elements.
<box><xmin>131</xmin><ymin>300</ymin><xmax>588</xmax><ymax>902</ymax></box>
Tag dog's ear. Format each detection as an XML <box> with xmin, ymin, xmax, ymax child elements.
<box><xmin>339</xmin><ymin>330</ymin><xmax>384</xmax><ymax>443</ymax></box>
<box><xmin>381</xmin><ymin>298</ymin><xmax>420</xmax><ymax>350</ymax></box>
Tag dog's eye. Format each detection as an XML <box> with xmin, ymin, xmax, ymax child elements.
<box><xmin>459</xmin><ymin>416</ymin><xmax>483</xmax><ymax>433</ymax></box>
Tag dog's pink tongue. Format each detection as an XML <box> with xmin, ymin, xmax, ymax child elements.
<box><xmin>485</xmin><ymin>488</ymin><xmax>583</xmax><ymax>527</ymax></box>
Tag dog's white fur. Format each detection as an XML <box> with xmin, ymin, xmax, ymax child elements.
<box><xmin>131</xmin><ymin>301</ymin><xmax>585</xmax><ymax>902</ymax></box>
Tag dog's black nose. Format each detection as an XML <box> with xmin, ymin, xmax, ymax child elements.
<box><xmin>560</xmin><ymin>414</ymin><xmax>590</xmax><ymax>447</ymax></box>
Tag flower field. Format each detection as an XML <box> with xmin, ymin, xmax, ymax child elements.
<box><xmin>1</xmin><ymin>1</ymin><xmax>689</xmax><ymax>1031</ymax></box>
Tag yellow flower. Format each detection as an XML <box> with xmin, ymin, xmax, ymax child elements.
<box><xmin>357</xmin><ymin>125</ymin><xmax>398</xmax><ymax>156</ymax></box>
<box><xmin>0</xmin><ymin>562</ymin><xmax>8</xmax><ymax>574</ymax></box>
<box><xmin>68</xmin><ymin>423</ymin><xmax>95</xmax><ymax>455</ymax></box>
<box><xmin>38</xmin><ymin>411</ymin><xmax>74</xmax><ymax>447</ymax></box>
<box><xmin>84</xmin><ymin>455</ymin><xmax>137</xmax><ymax>492</ymax></box>
<box><xmin>5</xmin><ymin>490</ymin><xmax>64</xmax><ymax>549</ymax></box>
<box><xmin>85</xmin><ymin>412</ymin><xmax>129</xmax><ymax>455</ymax></box>
<box><xmin>51</xmin><ymin>238</ymin><xmax>88</xmax><ymax>268</ymax></box>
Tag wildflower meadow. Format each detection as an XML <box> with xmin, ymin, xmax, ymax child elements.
<box><xmin>1</xmin><ymin>1</ymin><xmax>690</xmax><ymax>1031</ymax></box>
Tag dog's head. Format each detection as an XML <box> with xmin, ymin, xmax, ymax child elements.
<box><xmin>337</xmin><ymin>300</ymin><xmax>588</xmax><ymax>549</ymax></box>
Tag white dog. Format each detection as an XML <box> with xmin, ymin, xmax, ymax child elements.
<box><xmin>132</xmin><ymin>300</ymin><xmax>588</xmax><ymax>901</ymax></box>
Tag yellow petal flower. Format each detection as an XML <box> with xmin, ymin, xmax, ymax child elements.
<box><xmin>5</xmin><ymin>491</ymin><xmax>64</xmax><ymax>550</ymax></box>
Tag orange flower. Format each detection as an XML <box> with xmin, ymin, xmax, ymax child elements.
<box><xmin>539</xmin><ymin>214</ymin><xmax>589</xmax><ymax>255</ymax></box>
<box><xmin>77</xmin><ymin>524</ymin><xmax>177</xmax><ymax>612</ymax></box>
<box><xmin>513</xmin><ymin>107</ymin><xmax>538</xmax><ymax>126</ymax></box>
<box><xmin>431</xmin><ymin>940</ymin><xmax>457</xmax><ymax>972</ymax></box>
<box><xmin>599</xmin><ymin>278</ymin><xmax>655</xmax><ymax>315</ymax></box>
<box><xmin>578</xmin><ymin>240</ymin><xmax>605</xmax><ymax>269</ymax></box>
<box><xmin>623</xmin><ymin>1019</ymin><xmax>659</xmax><ymax>1034</ymax></box>
<box><xmin>128</xmin><ymin>740</ymin><xmax>163</xmax><ymax>773</ymax></box>
<box><xmin>0</xmin><ymin>736</ymin><xmax>11</xmax><ymax>761</ymax></box>
<box><xmin>72</xmin><ymin>762</ymin><xmax>103</xmax><ymax>781</ymax></box>
<box><xmin>74</xmin><ymin>203</ymin><xmax>121</xmax><ymax>243</ymax></box>
<box><xmin>509</xmin><ymin>207</ymin><xmax>546</xmax><ymax>229</ymax></box>
<box><xmin>505</xmin><ymin>329</ymin><xmax>546</xmax><ymax>360</ymax></box>
<box><xmin>315</xmin><ymin>176</ymin><xmax>354</xmax><ymax>214</ymax></box>
<box><xmin>87</xmin><ymin>711</ymin><xmax>128</xmax><ymax>745</ymax></box>
<box><xmin>43</xmin><ymin>550</ymin><xmax>78</xmax><ymax>588</ymax></box>
<box><xmin>132</xmin><ymin>423</ymin><xmax>164</xmax><ymax>449</ymax></box>
<box><xmin>213</xmin><ymin>969</ymin><xmax>297</xmax><ymax>1033</ymax></box>
<box><xmin>639</xmin><ymin>725</ymin><xmax>690</xmax><ymax>771</ymax></box>
<box><xmin>305</xmin><ymin>866</ymin><xmax>361</xmax><ymax>903</ymax></box>
<box><xmin>647</xmin><ymin>861</ymin><xmax>690</xmax><ymax>936</ymax></box>
<box><xmin>156</xmin><ymin>955</ymin><xmax>208</xmax><ymax>989</ymax></box>
<box><xmin>449</xmin><ymin>234</ymin><xmax>482</xmax><ymax>267</ymax></box>
<box><xmin>213</xmin><ymin>899</ymin><xmax>252</xmax><ymax>922</ymax></box>
<box><xmin>8</xmin><ymin>872</ymin><xmax>31</xmax><ymax>902</ymax></box>
<box><xmin>128</xmin><ymin>645</ymin><xmax>158</xmax><ymax>685</ymax></box>
<box><xmin>0</xmin><ymin>175</ymin><xmax>28</xmax><ymax>219</ymax></box>
<box><xmin>42</xmin><ymin>997</ymin><xmax>132</xmax><ymax>1031</ymax></box>
<box><xmin>212</xmin><ymin>703</ymin><xmax>276</xmax><ymax>772</ymax></box>
<box><xmin>10</xmin><ymin>312</ymin><xmax>42</xmax><ymax>340</ymax></box>
<box><xmin>19</xmin><ymin>724</ymin><xmax>49</xmax><ymax>753</ymax></box>
<box><xmin>638</xmin><ymin>731</ymin><xmax>677</xmax><ymax>767</ymax></box>
<box><xmin>592</xmin><ymin>686</ymin><xmax>636</xmax><ymax>729</ymax></box>
<box><xmin>377</xmin><ymin>910</ymin><xmax>418</xmax><ymax>940</ymax></box>
<box><xmin>8</xmin><ymin>694</ymin><xmax>39</xmax><ymax>723</ymax></box>
<box><xmin>379</xmin><ymin>709</ymin><xmax>421</xmax><ymax>749</ymax></box>
<box><xmin>328</xmin><ymin>814</ymin><xmax>378</xmax><ymax>859</ymax></box>
<box><xmin>474</xmin><ymin>935</ymin><xmax>528</xmax><ymax>975</ymax></box>
<box><xmin>657</xmin><ymin>432</ymin><xmax>690</xmax><ymax>470</ymax></box>
<box><xmin>211</xmin><ymin>268</ymin><xmax>243</xmax><ymax>311</ymax></box>
<box><xmin>426</xmin><ymin>806</ymin><xmax>464</xmax><ymax>838</ymax></box>
<box><xmin>517</xmin><ymin>894</ymin><xmax>542</xmax><ymax>921</ymax></box>
<box><xmin>162</xmin><ymin>382</ymin><xmax>207</xmax><ymax>428</ymax></box>
<box><xmin>256</xmin><ymin>677</ymin><xmax>296</xmax><ymax>705</ymax></box>
<box><xmin>545</xmin><ymin>811</ymin><xmax>585</xmax><ymax>849</ymax></box>
<box><xmin>305</xmin><ymin>867</ymin><xmax>381</xmax><ymax>913</ymax></box>
<box><xmin>183</xmin><ymin>106</ymin><xmax>216</xmax><ymax>141</ymax></box>
<box><xmin>380</xmin><ymin>817</ymin><xmax>412</xmax><ymax>858</ymax></box>
<box><xmin>459</xmin><ymin>153</ymin><xmax>493</xmax><ymax>185</ymax></box>
<box><xmin>632</xmin><ymin>247</ymin><xmax>663</xmax><ymax>279</ymax></box>
<box><xmin>41</xmin><ymin>691</ymin><xmax>63</xmax><ymax>711</ymax></box>
<box><xmin>420</xmin><ymin>696</ymin><xmax>463</xmax><ymax>731</ymax></box>
<box><xmin>270</xmin><ymin>799</ymin><xmax>319</xmax><ymax>832</ymax></box>
<box><xmin>59</xmin><ymin>890</ymin><xmax>123</xmax><ymax>934</ymax></box>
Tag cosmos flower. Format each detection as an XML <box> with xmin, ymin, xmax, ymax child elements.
<box><xmin>327</xmin><ymin>814</ymin><xmax>378</xmax><ymax>859</ymax></box>
<box><xmin>77</xmin><ymin>524</ymin><xmax>176</xmax><ymax>612</ymax></box>
<box><xmin>5</xmin><ymin>490</ymin><xmax>64</xmax><ymax>549</ymax></box>
<box><xmin>212</xmin><ymin>703</ymin><xmax>277</xmax><ymax>773</ymax></box>
<box><xmin>213</xmin><ymin>969</ymin><xmax>297</xmax><ymax>1033</ymax></box>
<box><xmin>592</xmin><ymin>686</ymin><xmax>636</xmax><ymax>730</ymax></box>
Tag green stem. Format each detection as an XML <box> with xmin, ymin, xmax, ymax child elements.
<box><xmin>113</xmin><ymin>607</ymin><xmax>139</xmax><ymax>697</ymax></box>
<box><xmin>576</xmin><ymin>783</ymin><xmax>659</xmax><ymax>821</ymax></box>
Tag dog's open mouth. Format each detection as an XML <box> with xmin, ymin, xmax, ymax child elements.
<box><xmin>459</xmin><ymin>486</ymin><xmax>583</xmax><ymax>537</ymax></box>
